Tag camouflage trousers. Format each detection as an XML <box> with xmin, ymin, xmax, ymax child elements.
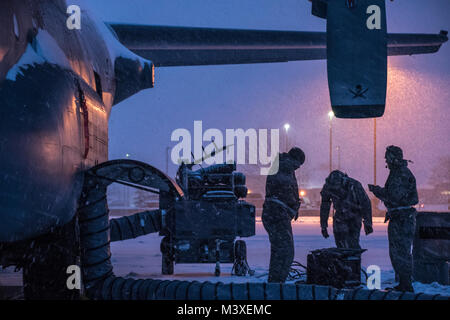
<box><xmin>387</xmin><ymin>209</ymin><xmax>416</xmax><ymax>287</ymax></box>
<box><xmin>262</xmin><ymin>207</ymin><xmax>294</xmax><ymax>283</ymax></box>
<box><xmin>333</xmin><ymin>217</ymin><xmax>362</xmax><ymax>249</ymax></box>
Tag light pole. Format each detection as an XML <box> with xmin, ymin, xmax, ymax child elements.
<box><xmin>373</xmin><ymin>118</ymin><xmax>377</xmax><ymax>185</ymax></box>
<box><xmin>284</xmin><ymin>123</ymin><xmax>290</xmax><ymax>152</ymax></box>
<box><xmin>328</xmin><ymin>111</ymin><xmax>334</xmax><ymax>172</ymax></box>
<box><xmin>371</xmin><ymin>118</ymin><xmax>380</xmax><ymax>217</ymax></box>
<box><xmin>125</xmin><ymin>153</ymin><xmax>130</xmax><ymax>206</ymax></box>
<box><xmin>336</xmin><ymin>145</ymin><xmax>341</xmax><ymax>171</ymax></box>
<box><xmin>166</xmin><ymin>146</ymin><xmax>170</xmax><ymax>175</ymax></box>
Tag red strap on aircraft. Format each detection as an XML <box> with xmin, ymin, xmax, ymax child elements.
<box><xmin>346</xmin><ymin>0</ymin><xmax>356</xmax><ymax>8</ymax></box>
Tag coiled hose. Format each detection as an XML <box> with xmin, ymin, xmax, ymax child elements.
<box><xmin>77</xmin><ymin>173</ymin><xmax>449</xmax><ymax>301</ymax></box>
<box><xmin>109</xmin><ymin>210</ymin><xmax>161</xmax><ymax>242</ymax></box>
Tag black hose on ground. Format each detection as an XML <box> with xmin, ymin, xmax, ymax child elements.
<box><xmin>287</xmin><ymin>261</ymin><xmax>307</xmax><ymax>281</ymax></box>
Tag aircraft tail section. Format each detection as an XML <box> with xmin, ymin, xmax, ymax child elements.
<box><xmin>319</xmin><ymin>0</ymin><xmax>388</xmax><ymax>118</ymax></box>
<box><xmin>109</xmin><ymin>1</ymin><xmax>447</xmax><ymax>118</ymax></box>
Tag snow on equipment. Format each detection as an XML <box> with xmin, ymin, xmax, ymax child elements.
<box><xmin>161</xmin><ymin>161</ymin><xmax>255</xmax><ymax>275</ymax></box>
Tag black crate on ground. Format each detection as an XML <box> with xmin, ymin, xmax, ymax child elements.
<box><xmin>306</xmin><ymin>248</ymin><xmax>366</xmax><ymax>288</ymax></box>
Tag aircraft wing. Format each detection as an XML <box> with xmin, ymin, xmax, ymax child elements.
<box><xmin>108</xmin><ymin>24</ymin><xmax>448</xmax><ymax>67</ymax></box>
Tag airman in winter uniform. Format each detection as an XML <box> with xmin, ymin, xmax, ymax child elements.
<box><xmin>320</xmin><ymin>170</ymin><xmax>373</xmax><ymax>249</ymax></box>
<box><xmin>262</xmin><ymin>147</ymin><xmax>305</xmax><ymax>283</ymax></box>
<box><xmin>369</xmin><ymin>145</ymin><xmax>418</xmax><ymax>292</ymax></box>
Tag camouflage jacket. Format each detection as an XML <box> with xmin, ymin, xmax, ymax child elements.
<box><xmin>372</xmin><ymin>163</ymin><xmax>418</xmax><ymax>210</ymax></box>
<box><xmin>264</xmin><ymin>153</ymin><xmax>300</xmax><ymax>219</ymax></box>
<box><xmin>320</xmin><ymin>177</ymin><xmax>372</xmax><ymax>229</ymax></box>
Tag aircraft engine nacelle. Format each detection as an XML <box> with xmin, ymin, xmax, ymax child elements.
<box><xmin>311</xmin><ymin>0</ymin><xmax>388</xmax><ymax>118</ymax></box>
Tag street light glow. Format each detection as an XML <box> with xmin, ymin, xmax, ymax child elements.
<box><xmin>284</xmin><ymin>123</ymin><xmax>290</xmax><ymax>131</ymax></box>
<box><xmin>328</xmin><ymin>111</ymin><xmax>335</xmax><ymax>120</ymax></box>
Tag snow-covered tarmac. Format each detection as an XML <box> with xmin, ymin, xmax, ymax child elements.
<box><xmin>110</xmin><ymin>217</ymin><xmax>450</xmax><ymax>296</ymax></box>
